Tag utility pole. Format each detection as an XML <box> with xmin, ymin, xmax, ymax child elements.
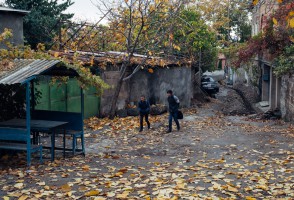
<box><xmin>227</xmin><ymin>0</ymin><xmax>231</xmax><ymax>41</ymax></box>
<box><xmin>198</xmin><ymin>48</ymin><xmax>202</xmax><ymax>84</ymax></box>
<box><xmin>58</xmin><ymin>18</ymin><xmax>62</xmax><ymax>51</ymax></box>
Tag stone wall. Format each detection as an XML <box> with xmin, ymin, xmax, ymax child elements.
<box><xmin>280</xmin><ymin>74</ymin><xmax>294</xmax><ymax>121</ymax></box>
<box><xmin>100</xmin><ymin>71</ymin><xmax>129</xmax><ymax>115</ymax></box>
<box><xmin>0</xmin><ymin>12</ymin><xmax>24</xmax><ymax>47</ymax></box>
<box><xmin>100</xmin><ymin>67</ymin><xmax>192</xmax><ymax>115</ymax></box>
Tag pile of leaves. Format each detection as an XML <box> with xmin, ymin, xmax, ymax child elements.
<box><xmin>85</xmin><ymin>114</ymin><xmax>168</xmax><ymax>132</ymax></box>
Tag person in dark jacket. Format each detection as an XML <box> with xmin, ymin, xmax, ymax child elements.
<box><xmin>138</xmin><ymin>95</ymin><xmax>150</xmax><ymax>132</ymax></box>
<box><xmin>166</xmin><ymin>90</ymin><xmax>180</xmax><ymax>133</ymax></box>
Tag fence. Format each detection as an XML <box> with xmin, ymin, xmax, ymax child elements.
<box><xmin>34</xmin><ymin>77</ymin><xmax>100</xmax><ymax>118</ymax></box>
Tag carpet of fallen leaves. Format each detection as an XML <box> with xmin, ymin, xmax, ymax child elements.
<box><xmin>0</xmin><ymin>105</ymin><xmax>293</xmax><ymax>200</ymax></box>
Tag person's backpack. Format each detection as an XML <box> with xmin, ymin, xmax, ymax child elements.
<box><xmin>177</xmin><ymin>110</ymin><xmax>183</xmax><ymax>119</ymax></box>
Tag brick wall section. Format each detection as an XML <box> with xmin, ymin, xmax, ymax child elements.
<box><xmin>280</xmin><ymin>74</ymin><xmax>294</xmax><ymax>121</ymax></box>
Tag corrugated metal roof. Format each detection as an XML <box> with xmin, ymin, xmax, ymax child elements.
<box><xmin>0</xmin><ymin>6</ymin><xmax>29</xmax><ymax>15</ymax></box>
<box><xmin>0</xmin><ymin>59</ymin><xmax>60</xmax><ymax>85</ymax></box>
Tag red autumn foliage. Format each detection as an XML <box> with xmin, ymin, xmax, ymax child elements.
<box><xmin>234</xmin><ymin>1</ymin><xmax>293</xmax><ymax>67</ymax></box>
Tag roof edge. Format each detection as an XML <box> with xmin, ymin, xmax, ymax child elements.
<box><xmin>0</xmin><ymin>6</ymin><xmax>30</xmax><ymax>15</ymax></box>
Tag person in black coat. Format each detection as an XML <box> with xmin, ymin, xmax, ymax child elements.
<box><xmin>167</xmin><ymin>90</ymin><xmax>180</xmax><ymax>133</ymax></box>
<box><xmin>138</xmin><ymin>95</ymin><xmax>150</xmax><ymax>132</ymax></box>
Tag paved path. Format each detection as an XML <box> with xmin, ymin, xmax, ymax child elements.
<box><xmin>0</xmin><ymin>103</ymin><xmax>293</xmax><ymax>199</ymax></box>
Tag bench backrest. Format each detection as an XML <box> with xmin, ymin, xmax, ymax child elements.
<box><xmin>32</xmin><ymin>110</ymin><xmax>83</xmax><ymax>131</ymax></box>
<box><xmin>0</xmin><ymin>127</ymin><xmax>28</xmax><ymax>141</ymax></box>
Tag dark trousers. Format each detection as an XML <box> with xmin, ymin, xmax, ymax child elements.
<box><xmin>140</xmin><ymin>113</ymin><xmax>150</xmax><ymax>130</ymax></box>
<box><xmin>168</xmin><ymin>111</ymin><xmax>180</xmax><ymax>131</ymax></box>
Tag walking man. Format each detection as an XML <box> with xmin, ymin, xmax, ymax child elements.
<box><xmin>138</xmin><ymin>95</ymin><xmax>150</xmax><ymax>132</ymax></box>
<box><xmin>166</xmin><ymin>90</ymin><xmax>180</xmax><ymax>133</ymax></box>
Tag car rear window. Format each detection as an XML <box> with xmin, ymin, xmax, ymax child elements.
<box><xmin>202</xmin><ymin>78</ymin><xmax>211</xmax><ymax>82</ymax></box>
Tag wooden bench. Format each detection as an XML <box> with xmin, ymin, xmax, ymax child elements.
<box><xmin>0</xmin><ymin>127</ymin><xmax>43</xmax><ymax>165</ymax></box>
<box><xmin>32</xmin><ymin>110</ymin><xmax>85</xmax><ymax>156</ymax></box>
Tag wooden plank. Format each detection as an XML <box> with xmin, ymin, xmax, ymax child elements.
<box><xmin>0</xmin><ymin>143</ymin><xmax>41</xmax><ymax>151</ymax></box>
<box><xmin>0</xmin><ymin>128</ymin><xmax>27</xmax><ymax>141</ymax></box>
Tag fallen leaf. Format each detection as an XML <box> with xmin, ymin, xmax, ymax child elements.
<box><xmin>85</xmin><ymin>190</ymin><xmax>100</xmax><ymax>197</ymax></box>
<box><xmin>60</xmin><ymin>184</ymin><xmax>71</xmax><ymax>192</ymax></box>
<box><xmin>14</xmin><ymin>183</ymin><xmax>24</xmax><ymax>189</ymax></box>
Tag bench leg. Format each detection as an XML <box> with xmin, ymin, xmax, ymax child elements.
<box><xmin>63</xmin><ymin>130</ymin><xmax>66</xmax><ymax>159</ymax></box>
<box><xmin>40</xmin><ymin>146</ymin><xmax>43</xmax><ymax>163</ymax></box>
<box><xmin>72</xmin><ymin>135</ymin><xmax>76</xmax><ymax>155</ymax></box>
<box><xmin>81</xmin><ymin>134</ymin><xmax>85</xmax><ymax>156</ymax></box>
<box><xmin>51</xmin><ymin>131</ymin><xmax>55</xmax><ymax>162</ymax></box>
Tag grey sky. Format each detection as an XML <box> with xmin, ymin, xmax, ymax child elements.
<box><xmin>0</xmin><ymin>0</ymin><xmax>104</xmax><ymax>23</ymax></box>
<box><xmin>65</xmin><ymin>0</ymin><xmax>103</xmax><ymax>22</ymax></box>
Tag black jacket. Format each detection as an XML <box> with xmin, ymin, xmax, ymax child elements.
<box><xmin>138</xmin><ymin>100</ymin><xmax>150</xmax><ymax>115</ymax></box>
<box><xmin>168</xmin><ymin>95</ymin><xmax>180</xmax><ymax>113</ymax></box>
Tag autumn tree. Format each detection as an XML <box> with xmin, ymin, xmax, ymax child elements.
<box><xmin>5</xmin><ymin>0</ymin><xmax>74</xmax><ymax>49</ymax></box>
<box><xmin>193</xmin><ymin>0</ymin><xmax>252</xmax><ymax>45</ymax></box>
<box><xmin>0</xmin><ymin>29</ymin><xmax>109</xmax><ymax>92</ymax></box>
<box><xmin>172</xmin><ymin>8</ymin><xmax>218</xmax><ymax>71</ymax></box>
<box><xmin>93</xmin><ymin>0</ymin><xmax>190</xmax><ymax>118</ymax></box>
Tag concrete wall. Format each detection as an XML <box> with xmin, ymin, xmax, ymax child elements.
<box><xmin>100</xmin><ymin>67</ymin><xmax>192</xmax><ymax>115</ymax></box>
<box><xmin>0</xmin><ymin>12</ymin><xmax>24</xmax><ymax>47</ymax></box>
<box><xmin>100</xmin><ymin>71</ymin><xmax>129</xmax><ymax>115</ymax></box>
<box><xmin>233</xmin><ymin>68</ymin><xmax>248</xmax><ymax>85</ymax></box>
<box><xmin>280</xmin><ymin>74</ymin><xmax>294</xmax><ymax>121</ymax></box>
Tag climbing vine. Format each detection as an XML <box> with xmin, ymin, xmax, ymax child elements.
<box><xmin>274</xmin><ymin>44</ymin><xmax>294</xmax><ymax>76</ymax></box>
<box><xmin>234</xmin><ymin>0</ymin><xmax>294</xmax><ymax>76</ymax></box>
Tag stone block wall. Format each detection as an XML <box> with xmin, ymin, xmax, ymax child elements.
<box><xmin>100</xmin><ymin>66</ymin><xmax>192</xmax><ymax>115</ymax></box>
<box><xmin>0</xmin><ymin>12</ymin><xmax>24</xmax><ymax>47</ymax></box>
<box><xmin>280</xmin><ymin>74</ymin><xmax>294</xmax><ymax>121</ymax></box>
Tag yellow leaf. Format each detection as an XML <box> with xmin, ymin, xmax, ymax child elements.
<box><xmin>148</xmin><ymin>68</ymin><xmax>154</xmax><ymax>73</ymax></box>
<box><xmin>276</xmin><ymin>0</ymin><xmax>283</xmax><ymax>3</ymax></box>
<box><xmin>85</xmin><ymin>190</ymin><xmax>100</xmax><ymax>197</ymax></box>
<box><xmin>227</xmin><ymin>186</ymin><xmax>238</xmax><ymax>192</ymax></box>
<box><xmin>67</xmin><ymin>192</ymin><xmax>72</xmax><ymax>197</ymax></box>
<box><xmin>273</xmin><ymin>18</ymin><xmax>278</xmax><ymax>25</ymax></box>
<box><xmin>18</xmin><ymin>195</ymin><xmax>28</xmax><ymax>200</ymax></box>
<box><xmin>173</xmin><ymin>44</ymin><xmax>181</xmax><ymax>51</ymax></box>
<box><xmin>90</xmin><ymin>58</ymin><xmax>94</xmax><ymax>66</ymax></box>
<box><xmin>3</xmin><ymin>197</ymin><xmax>9</xmax><ymax>200</ymax></box>
<box><xmin>60</xmin><ymin>184</ymin><xmax>71</xmax><ymax>192</ymax></box>
<box><xmin>256</xmin><ymin>185</ymin><xmax>268</xmax><ymax>190</ymax></box>
<box><xmin>253</xmin><ymin>0</ymin><xmax>258</xmax><ymax>6</ymax></box>
<box><xmin>54</xmin><ymin>52</ymin><xmax>59</xmax><ymax>58</ymax></box>
<box><xmin>246</xmin><ymin>197</ymin><xmax>257</xmax><ymax>200</ymax></box>
<box><xmin>290</xmin><ymin>36</ymin><xmax>294</xmax><ymax>43</ymax></box>
<box><xmin>289</xmin><ymin>11</ymin><xmax>294</xmax><ymax>16</ymax></box>
<box><xmin>116</xmin><ymin>191</ymin><xmax>130</xmax><ymax>198</ymax></box>
<box><xmin>289</xmin><ymin>18</ymin><xmax>294</xmax><ymax>28</ymax></box>
<box><xmin>36</xmin><ymin>182</ymin><xmax>46</xmax><ymax>186</ymax></box>
<box><xmin>94</xmin><ymin>198</ymin><xmax>106</xmax><ymax>200</ymax></box>
<box><xmin>82</xmin><ymin>165</ymin><xmax>90</xmax><ymax>171</ymax></box>
<box><xmin>14</xmin><ymin>183</ymin><xmax>23</xmax><ymax>189</ymax></box>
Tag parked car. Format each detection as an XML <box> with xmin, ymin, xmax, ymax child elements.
<box><xmin>201</xmin><ymin>75</ymin><xmax>219</xmax><ymax>96</ymax></box>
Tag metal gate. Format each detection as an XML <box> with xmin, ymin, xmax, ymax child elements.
<box><xmin>34</xmin><ymin>77</ymin><xmax>100</xmax><ymax>118</ymax></box>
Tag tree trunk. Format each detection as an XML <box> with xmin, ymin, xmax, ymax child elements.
<box><xmin>109</xmin><ymin>63</ymin><xmax>128</xmax><ymax>119</ymax></box>
<box><xmin>109</xmin><ymin>77</ymin><xmax>124</xmax><ymax>119</ymax></box>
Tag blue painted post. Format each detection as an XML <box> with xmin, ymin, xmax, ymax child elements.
<box><xmin>26</xmin><ymin>81</ymin><xmax>31</xmax><ymax>166</ymax></box>
<box><xmin>81</xmin><ymin>88</ymin><xmax>85</xmax><ymax>155</ymax></box>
